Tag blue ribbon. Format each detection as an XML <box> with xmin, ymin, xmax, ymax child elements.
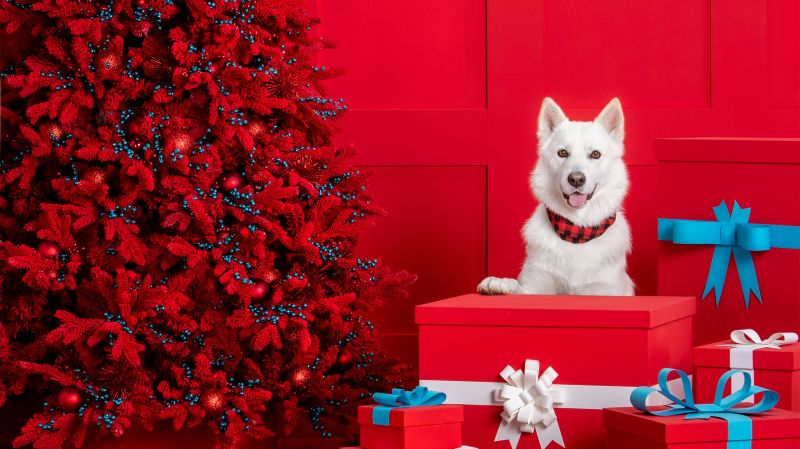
<box><xmin>371</xmin><ymin>386</ymin><xmax>446</xmax><ymax>426</ymax></box>
<box><xmin>658</xmin><ymin>200</ymin><xmax>800</xmax><ymax>307</ymax></box>
<box><xmin>631</xmin><ymin>368</ymin><xmax>779</xmax><ymax>449</ymax></box>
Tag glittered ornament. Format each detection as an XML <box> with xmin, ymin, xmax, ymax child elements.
<box><xmin>38</xmin><ymin>241</ymin><xmax>59</xmax><ymax>258</ymax></box>
<box><xmin>251</xmin><ymin>281</ymin><xmax>268</xmax><ymax>299</ymax></box>
<box><xmin>83</xmin><ymin>167</ymin><xmax>106</xmax><ymax>184</ymax></box>
<box><xmin>201</xmin><ymin>391</ymin><xmax>226</xmax><ymax>417</ymax></box>
<box><xmin>96</xmin><ymin>51</ymin><xmax>121</xmax><ymax>72</ymax></box>
<box><xmin>334</xmin><ymin>349</ymin><xmax>355</xmax><ymax>371</ymax></box>
<box><xmin>291</xmin><ymin>367</ymin><xmax>311</xmax><ymax>387</ymax></box>
<box><xmin>245</xmin><ymin>120</ymin><xmax>265</xmax><ymax>138</ymax></box>
<box><xmin>168</xmin><ymin>132</ymin><xmax>193</xmax><ymax>152</ymax></box>
<box><xmin>220</xmin><ymin>171</ymin><xmax>244</xmax><ymax>192</ymax></box>
<box><xmin>42</xmin><ymin>122</ymin><xmax>64</xmax><ymax>140</ymax></box>
<box><xmin>57</xmin><ymin>387</ymin><xmax>83</xmax><ymax>413</ymax></box>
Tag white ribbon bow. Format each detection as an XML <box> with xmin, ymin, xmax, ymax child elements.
<box><xmin>729</xmin><ymin>329</ymin><xmax>799</xmax><ymax>349</ymax></box>
<box><xmin>720</xmin><ymin>329</ymin><xmax>798</xmax><ymax>403</ymax></box>
<box><xmin>493</xmin><ymin>360</ymin><xmax>565</xmax><ymax>449</ymax></box>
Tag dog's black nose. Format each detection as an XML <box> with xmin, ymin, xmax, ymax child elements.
<box><xmin>568</xmin><ymin>171</ymin><xmax>586</xmax><ymax>188</ymax></box>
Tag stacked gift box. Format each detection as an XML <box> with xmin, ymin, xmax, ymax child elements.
<box><xmin>350</xmin><ymin>138</ymin><xmax>800</xmax><ymax>449</ymax></box>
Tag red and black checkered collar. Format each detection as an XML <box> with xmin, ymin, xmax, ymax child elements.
<box><xmin>546</xmin><ymin>208</ymin><xmax>616</xmax><ymax>244</ymax></box>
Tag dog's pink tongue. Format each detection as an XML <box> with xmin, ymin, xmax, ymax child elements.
<box><xmin>568</xmin><ymin>193</ymin><xmax>588</xmax><ymax>207</ymax></box>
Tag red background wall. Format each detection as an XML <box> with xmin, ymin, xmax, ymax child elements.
<box><xmin>315</xmin><ymin>0</ymin><xmax>800</xmax><ymax>369</ymax></box>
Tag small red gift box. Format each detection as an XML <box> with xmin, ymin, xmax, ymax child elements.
<box><xmin>416</xmin><ymin>294</ymin><xmax>695</xmax><ymax>449</ymax></box>
<box><xmin>694</xmin><ymin>332</ymin><xmax>800</xmax><ymax>412</ymax></box>
<box><xmin>357</xmin><ymin>404</ymin><xmax>464</xmax><ymax>449</ymax></box>
<box><xmin>604</xmin><ymin>407</ymin><xmax>800</xmax><ymax>448</ymax></box>
<box><xmin>656</xmin><ymin>138</ymin><xmax>800</xmax><ymax>345</ymax></box>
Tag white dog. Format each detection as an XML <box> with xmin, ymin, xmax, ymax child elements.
<box><xmin>478</xmin><ymin>97</ymin><xmax>634</xmax><ymax>296</ymax></box>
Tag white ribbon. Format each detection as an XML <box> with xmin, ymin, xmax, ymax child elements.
<box><xmin>420</xmin><ymin>361</ymin><xmax>688</xmax><ymax>449</ymax></box>
<box><xmin>493</xmin><ymin>360</ymin><xmax>565</xmax><ymax>449</ymax></box>
<box><xmin>719</xmin><ymin>329</ymin><xmax>799</xmax><ymax>402</ymax></box>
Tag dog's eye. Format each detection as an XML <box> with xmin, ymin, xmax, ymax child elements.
<box><xmin>557</xmin><ymin>149</ymin><xmax>569</xmax><ymax>158</ymax></box>
<box><xmin>590</xmin><ymin>150</ymin><xmax>602</xmax><ymax>159</ymax></box>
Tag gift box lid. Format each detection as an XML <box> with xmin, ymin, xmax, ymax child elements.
<box><xmin>655</xmin><ymin>137</ymin><xmax>800</xmax><ymax>164</ymax></box>
<box><xmin>694</xmin><ymin>339</ymin><xmax>800</xmax><ymax>371</ymax></box>
<box><xmin>357</xmin><ymin>404</ymin><xmax>464</xmax><ymax>427</ymax></box>
<box><xmin>415</xmin><ymin>294</ymin><xmax>695</xmax><ymax>329</ymax></box>
<box><xmin>603</xmin><ymin>407</ymin><xmax>800</xmax><ymax>443</ymax></box>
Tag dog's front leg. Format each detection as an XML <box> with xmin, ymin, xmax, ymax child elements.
<box><xmin>478</xmin><ymin>266</ymin><xmax>559</xmax><ymax>295</ymax></box>
<box><xmin>516</xmin><ymin>265</ymin><xmax>559</xmax><ymax>294</ymax></box>
<box><xmin>477</xmin><ymin>276</ymin><xmax>521</xmax><ymax>295</ymax></box>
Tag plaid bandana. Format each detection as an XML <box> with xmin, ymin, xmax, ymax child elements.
<box><xmin>546</xmin><ymin>208</ymin><xmax>616</xmax><ymax>244</ymax></box>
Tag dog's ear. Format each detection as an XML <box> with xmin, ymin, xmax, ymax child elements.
<box><xmin>537</xmin><ymin>97</ymin><xmax>568</xmax><ymax>141</ymax></box>
<box><xmin>595</xmin><ymin>98</ymin><xmax>624</xmax><ymax>141</ymax></box>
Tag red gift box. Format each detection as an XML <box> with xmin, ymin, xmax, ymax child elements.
<box><xmin>603</xmin><ymin>407</ymin><xmax>800</xmax><ymax>448</ymax></box>
<box><xmin>656</xmin><ymin>138</ymin><xmax>800</xmax><ymax>345</ymax></box>
<box><xmin>357</xmin><ymin>404</ymin><xmax>463</xmax><ymax>449</ymax></box>
<box><xmin>416</xmin><ymin>294</ymin><xmax>695</xmax><ymax>449</ymax></box>
<box><xmin>694</xmin><ymin>334</ymin><xmax>800</xmax><ymax>412</ymax></box>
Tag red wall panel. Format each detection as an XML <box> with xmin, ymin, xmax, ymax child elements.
<box><xmin>541</xmin><ymin>0</ymin><xmax>710</xmax><ymax>109</ymax></box>
<box><xmin>767</xmin><ymin>0</ymin><xmax>800</xmax><ymax>108</ymax></box>
<box><xmin>317</xmin><ymin>0</ymin><xmax>486</xmax><ymax>109</ymax></box>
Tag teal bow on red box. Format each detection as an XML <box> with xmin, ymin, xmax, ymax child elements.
<box><xmin>658</xmin><ymin>200</ymin><xmax>800</xmax><ymax>307</ymax></box>
<box><xmin>631</xmin><ymin>368</ymin><xmax>779</xmax><ymax>449</ymax></box>
<box><xmin>371</xmin><ymin>386</ymin><xmax>446</xmax><ymax>425</ymax></box>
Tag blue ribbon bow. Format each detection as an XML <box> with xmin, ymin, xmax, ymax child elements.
<box><xmin>658</xmin><ymin>200</ymin><xmax>800</xmax><ymax>307</ymax></box>
<box><xmin>631</xmin><ymin>368</ymin><xmax>779</xmax><ymax>449</ymax></box>
<box><xmin>371</xmin><ymin>386</ymin><xmax>446</xmax><ymax>426</ymax></box>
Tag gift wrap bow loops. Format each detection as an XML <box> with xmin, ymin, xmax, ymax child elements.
<box><xmin>658</xmin><ymin>200</ymin><xmax>800</xmax><ymax>306</ymax></box>
<box><xmin>631</xmin><ymin>368</ymin><xmax>779</xmax><ymax>449</ymax></box>
<box><xmin>371</xmin><ymin>386</ymin><xmax>446</xmax><ymax>426</ymax></box>
<box><xmin>730</xmin><ymin>329</ymin><xmax>799</xmax><ymax>349</ymax></box>
<box><xmin>495</xmin><ymin>359</ymin><xmax>565</xmax><ymax>449</ymax></box>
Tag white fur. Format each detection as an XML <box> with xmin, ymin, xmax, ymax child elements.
<box><xmin>478</xmin><ymin>97</ymin><xmax>634</xmax><ymax>296</ymax></box>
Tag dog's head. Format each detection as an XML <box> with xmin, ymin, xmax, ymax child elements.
<box><xmin>531</xmin><ymin>97</ymin><xmax>629</xmax><ymax>225</ymax></box>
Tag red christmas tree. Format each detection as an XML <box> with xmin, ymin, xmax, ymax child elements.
<box><xmin>0</xmin><ymin>0</ymin><xmax>415</xmax><ymax>447</ymax></box>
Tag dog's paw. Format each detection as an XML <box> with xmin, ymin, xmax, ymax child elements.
<box><xmin>477</xmin><ymin>277</ymin><xmax>520</xmax><ymax>295</ymax></box>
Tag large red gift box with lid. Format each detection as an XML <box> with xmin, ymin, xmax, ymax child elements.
<box><xmin>603</xmin><ymin>407</ymin><xmax>800</xmax><ymax>448</ymax></box>
<box><xmin>694</xmin><ymin>336</ymin><xmax>800</xmax><ymax>412</ymax></box>
<box><xmin>656</xmin><ymin>138</ymin><xmax>800</xmax><ymax>345</ymax></box>
<box><xmin>416</xmin><ymin>294</ymin><xmax>695</xmax><ymax>449</ymax></box>
<box><xmin>357</xmin><ymin>404</ymin><xmax>464</xmax><ymax>449</ymax></box>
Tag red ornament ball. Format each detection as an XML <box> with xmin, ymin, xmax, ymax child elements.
<box><xmin>291</xmin><ymin>367</ymin><xmax>311</xmax><ymax>387</ymax></box>
<box><xmin>57</xmin><ymin>387</ymin><xmax>83</xmax><ymax>413</ymax></box>
<box><xmin>42</xmin><ymin>122</ymin><xmax>64</xmax><ymax>140</ymax></box>
<box><xmin>335</xmin><ymin>349</ymin><xmax>355</xmax><ymax>371</ymax></box>
<box><xmin>245</xmin><ymin>120</ymin><xmax>265</xmax><ymax>138</ymax></box>
<box><xmin>126</xmin><ymin>116</ymin><xmax>148</xmax><ymax>136</ymax></box>
<box><xmin>168</xmin><ymin>132</ymin><xmax>193</xmax><ymax>152</ymax></box>
<box><xmin>251</xmin><ymin>281</ymin><xmax>268</xmax><ymax>299</ymax></box>
<box><xmin>38</xmin><ymin>241</ymin><xmax>60</xmax><ymax>258</ymax></box>
<box><xmin>220</xmin><ymin>171</ymin><xmax>244</xmax><ymax>192</ymax></box>
<box><xmin>264</xmin><ymin>270</ymin><xmax>279</xmax><ymax>283</ymax></box>
<box><xmin>201</xmin><ymin>391</ymin><xmax>227</xmax><ymax>417</ymax></box>
<box><xmin>83</xmin><ymin>167</ymin><xmax>106</xmax><ymax>185</ymax></box>
<box><xmin>96</xmin><ymin>51</ymin><xmax>121</xmax><ymax>72</ymax></box>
